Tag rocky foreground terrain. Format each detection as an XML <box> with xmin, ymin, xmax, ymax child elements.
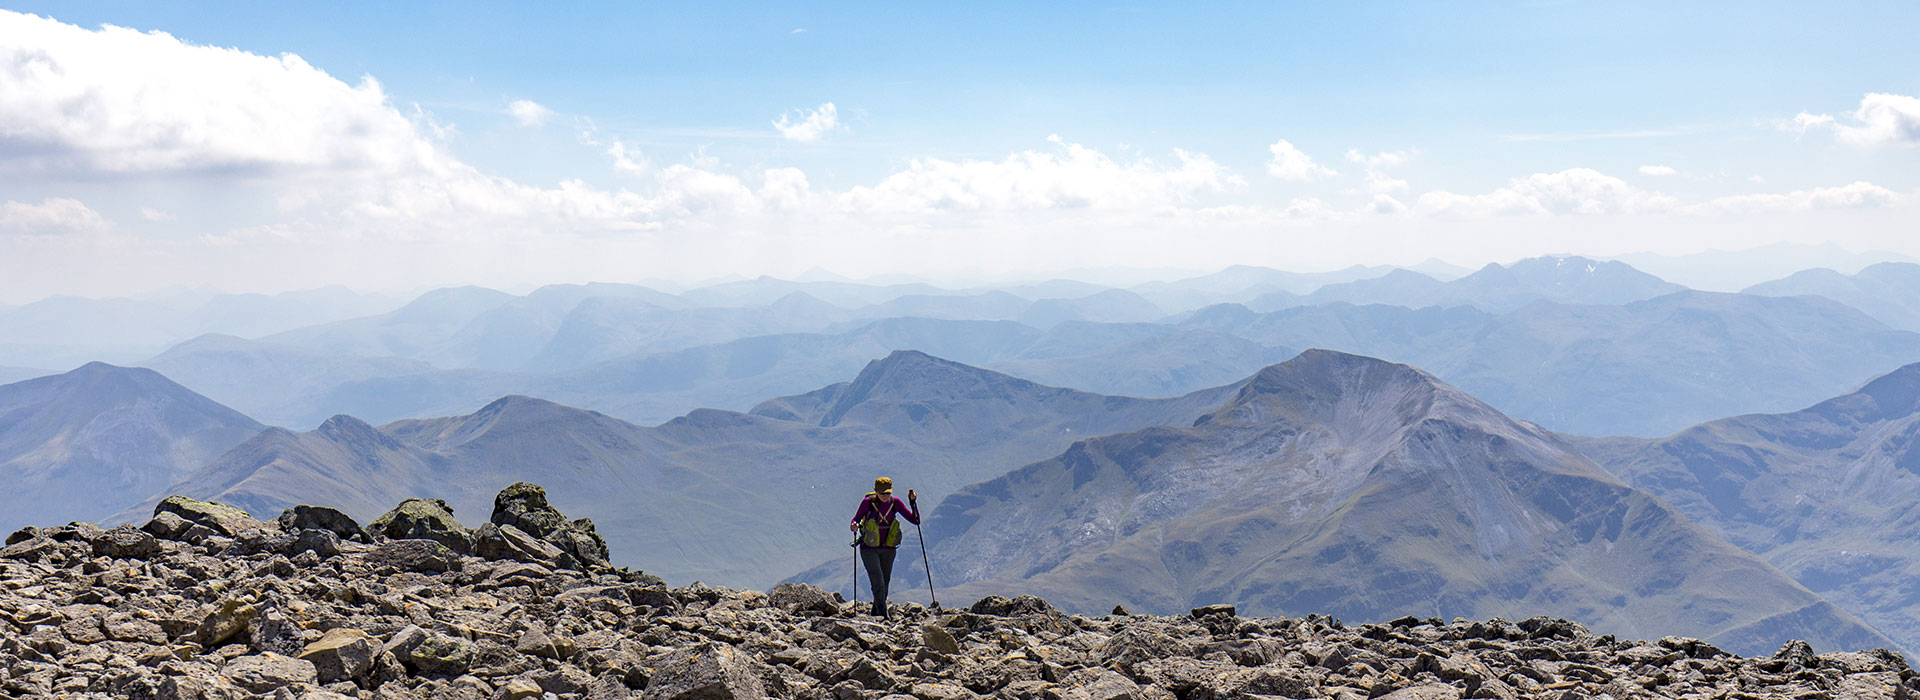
<box><xmin>0</xmin><ymin>483</ymin><xmax>1913</xmax><ymax>700</ymax></box>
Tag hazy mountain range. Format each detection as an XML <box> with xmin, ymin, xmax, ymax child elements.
<box><xmin>1608</xmin><ymin>243</ymin><xmax>1919</xmax><ymax>293</ymax></box>
<box><xmin>0</xmin><ymin>286</ymin><xmax>403</xmax><ymax>370</ymax></box>
<box><xmin>790</xmin><ymin>350</ymin><xmax>1896</xmax><ymax>656</ymax></box>
<box><xmin>121</xmin><ymin>258</ymin><xmax>1920</xmax><ymax>439</ymax></box>
<box><xmin>1568</xmin><ymin>360</ymin><xmax>1920</xmax><ymax>655</ymax></box>
<box><xmin>0</xmin><ymin>363</ymin><xmax>263</xmax><ymax>533</ymax></box>
<box><xmin>1744</xmin><ymin>262</ymin><xmax>1920</xmax><ymax>332</ymax></box>
<box><xmin>109</xmin><ymin>351</ymin><xmax>1244</xmax><ymax>588</ymax></box>
<box><xmin>1247</xmin><ymin>256</ymin><xmax>1686</xmax><ymax>314</ymax></box>
<box><xmin>6</xmin><ymin>345</ymin><xmax>1917</xmax><ymax>656</ymax></box>
<box><xmin>1179</xmin><ymin>291</ymin><xmax>1920</xmax><ymax>436</ymax></box>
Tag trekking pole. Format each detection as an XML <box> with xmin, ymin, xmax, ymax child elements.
<box><xmin>913</xmin><ymin>520</ymin><xmax>939</xmax><ymax>609</ymax></box>
<box><xmin>850</xmin><ymin>536</ymin><xmax>861</xmax><ymax>607</ymax></box>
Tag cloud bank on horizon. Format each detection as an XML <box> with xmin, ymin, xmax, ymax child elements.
<box><xmin>0</xmin><ymin>6</ymin><xmax>1914</xmax><ymax>301</ymax></box>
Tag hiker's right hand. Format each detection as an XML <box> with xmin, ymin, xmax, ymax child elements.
<box><xmin>849</xmin><ymin>522</ymin><xmax>857</xmax><ymax>532</ymax></box>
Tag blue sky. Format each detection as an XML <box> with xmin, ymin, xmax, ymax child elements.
<box><xmin>0</xmin><ymin>2</ymin><xmax>1915</xmax><ymax>300</ymax></box>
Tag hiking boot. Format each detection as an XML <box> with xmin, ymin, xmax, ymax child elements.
<box><xmin>871</xmin><ymin>601</ymin><xmax>887</xmax><ymax>618</ymax></box>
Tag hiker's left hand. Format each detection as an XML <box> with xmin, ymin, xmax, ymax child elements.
<box><xmin>907</xmin><ymin>489</ymin><xmax>916</xmax><ymax>503</ymax></box>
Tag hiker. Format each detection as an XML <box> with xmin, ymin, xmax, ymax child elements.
<box><xmin>850</xmin><ymin>476</ymin><xmax>920</xmax><ymax>618</ymax></box>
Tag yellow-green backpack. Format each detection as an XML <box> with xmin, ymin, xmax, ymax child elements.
<box><xmin>859</xmin><ymin>493</ymin><xmax>903</xmax><ymax>547</ymax></box>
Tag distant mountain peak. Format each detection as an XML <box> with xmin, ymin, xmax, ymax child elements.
<box><xmin>1202</xmin><ymin>349</ymin><xmax>1504</xmax><ymax>439</ymax></box>
<box><xmin>1238</xmin><ymin>349</ymin><xmax>1431</xmax><ymax>394</ymax></box>
<box><xmin>769</xmin><ymin>290</ymin><xmax>840</xmax><ymax>312</ymax></box>
<box><xmin>471</xmin><ymin>394</ymin><xmax>583</xmax><ymax>420</ymax></box>
<box><xmin>819</xmin><ymin>350</ymin><xmax>1046</xmax><ymax>427</ymax></box>
<box><xmin>1223</xmin><ymin>349</ymin><xmax>1433</xmax><ymax>407</ymax></box>
<box><xmin>0</xmin><ymin>358</ymin><xmax>265</xmax><ymax>533</ymax></box>
<box><xmin>1379</xmin><ymin>268</ymin><xmax>1443</xmax><ymax>281</ymax></box>
<box><xmin>314</xmin><ymin>413</ymin><xmax>402</xmax><ymax>451</ymax></box>
<box><xmin>1824</xmin><ymin>362</ymin><xmax>1920</xmax><ymax>423</ymax></box>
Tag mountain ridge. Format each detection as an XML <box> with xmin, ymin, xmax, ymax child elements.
<box><xmin>115</xmin><ymin>353</ymin><xmax>1247</xmax><ymax>587</ymax></box>
<box><xmin>1567</xmin><ymin>359</ymin><xmax>1920</xmax><ymax>655</ymax></box>
<box><xmin>0</xmin><ymin>362</ymin><xmax>265</xmax><ymax>533</ymax></box>
<box><xmin>830</xmin><ymin>349</ymin><xmax>1903</xmax><ymax>657</ymax></box>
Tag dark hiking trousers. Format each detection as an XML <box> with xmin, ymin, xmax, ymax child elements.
<box><xmin>859</xmin><ymin>546</ymin><xmax>897</xmax><ymax>617</ymax></box>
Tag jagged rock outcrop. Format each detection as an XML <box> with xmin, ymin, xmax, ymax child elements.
<box><xmin>156</xmin><ymin>495</ymin><xmax>262</xmax><ymax>537</ymax></box>
<box><xmin>275</xmin><ymin>504</ymin><xmax>370</xmax><ymax>544</ymax></box>
<box><xmin>368</xmin><ymin>497</ymin><xmax>472</xmax><ymax>554</ymax></box>
<box><xmin>1</xmin><ymin>482</ymin><xmax>1914</xmax><ymax>699</ymax></box>
<box><xmin>492</xmin><ymin>481</ymin><xmax>612</xmax><ymax>569</ymax></box>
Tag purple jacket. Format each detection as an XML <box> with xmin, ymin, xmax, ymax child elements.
<box><xmin>852</xmin><ymin>495</ymin><xmax>921</xmax><ymax>549</ymax></box>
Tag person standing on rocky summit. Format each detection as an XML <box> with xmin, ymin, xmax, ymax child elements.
<box><xmin>850</xmin><ymin>476</ymin><xmax>920</xmax><ymax>619</ymax></box>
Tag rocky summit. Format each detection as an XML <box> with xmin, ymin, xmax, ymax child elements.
<box><xmin>1</xmin><ymin>484</ymin><xmax>1916</xmax><ymax>700</ymax></box>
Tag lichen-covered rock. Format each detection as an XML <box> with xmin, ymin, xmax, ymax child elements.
<box><xmin>491</xmin><ymin>481</ymin><xmax>611</xmax><ymax>568</ymax></box>
<box><xmin>385</xmin><ymin>625</ymin><xmax>474</xmax><ymax>676</ymax></box>
<box><xmin>276</xmin><ymin>504</ymin><xmax>369</xmax><ymax>543</ymax></box>
<box><xmin>104</xmin><ymin>612</ymin><xmax>169</xmax><ymax>644</ymax></box>
<box><xmin>92</xmin><ymin>524</ymin><xmax>161</xmax><ymax>559</ymax></box>
<box><xmin>222</xmin><ymin>651</ymin><xmax>319</xmax><ymax>693</ymax></box>
<box><xmin>141</xmin><ymin>510</ymin><xmax>216</xmax><ymax>543</ymax></box>
<box><xmin>0</xmin><ymin>487</ymin><xmax>1911</xmax><ymax>700</ymax></box>
<box><xmin>293</xmin><ymin>527</ymin><xmax>343</xmax><ymax>557</ymax></box>
<box><xmin>195</xmin><ymin>594</ymin><xmax>262</xmax><ymax>647</ymax></box>
<box><xmin>1098</xmin><ymin>622</ymin><xmax>1193</xmax><ymax>670</ymax></box>
<box><xmin>369</xmin><ymin>538</ymin><xmax>463</xmax><ymax>573</ymax></box>
<box><xmin>473</xmin><ymin>522</ymin><xmax>566</xmax><ymax>566</ymax></box>
<box><xmin>551</xmin><ymin>521</ymin><xmax>612</xmax><ymax>565</ymax></box>
<box><xmin>298</xmin><ymin>627</ymin><xmax>379</xmax><ymax>683</ymax></box>
<box><xmin>5</xmin><ymin>525</ymin><xmax>38</xmax><ymax>545</ymax></box>
<box><xmin>493</xmin><ymin>482</ymin><xmax>568</xmax><ymax>538</ymax></box>
<box><xmin>1189</xmin><ymin>604</ymin><xmax>1236</xmax><ymax>618</ymax></box>
<box><xmin>497</xmin><ymin>677</ymin><xmax>546</xmax><ymax>700</ymax></box>
<box><xmin>969</xmin><ymin>594</ymin><xmax>1057</xmax><ymax>617</ymax></box>
<box><xmin>0</xmin><ymin>535</ymin><xmax>59</xmax><ymax>562</ymax></box>
<box><xmin>770</xmin><ymin>582</ymin><xmax>838</xmax><ymax>616</ymax></box>
<box><xmin>643</xmin><ymin>642</ymin><xmax>768</xmax><ymax>700</ymax></box>
<box><xmin>1376</xmin><ymin>685</ymin><xmax>1463</xmax><ymax>700</ymax></box>
<box><xmin>369</xmin><ymin>497</ymin><xmax>471</xmax><ymax>553</ymax></box>
<box><xmin>155</xmin><ymin>495</ymin><xmax>261</xmax><ymax>536</ymax></box>
<box><xmin>920</xmin><ymin>624</ymin><xmax>960</xmax><ymax>656</ymax></box>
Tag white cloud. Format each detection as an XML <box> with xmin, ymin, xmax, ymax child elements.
<box><xmin>1416</xmin><ymin>168</ymin><xmax>1676</xmax><ymax>217</ymax></box>
<box><xmin>0</xmin><ymin>13</ymin><xmax>1251</xmax><ymax>245</ymax></box>
<box><xmin>1787</xmin><ymin>93</ymin><xmax>1920</xmax><ymax>147</ymax></box>
<box><xmin>1638</xmin><ymin>165</ymin><xmax>1677</xmax><ymax>176</ymax></box>
<box><xmin>840</xmin><ymin>138</ymin><xmax>1241</xmax><ymax>213</ymax></box>
<box><xmin>1835</xmin><ymin>93</ymin><xmax>1920</xmax><ymax>146</ymax></box>
<box><xmin>4</xmin><ymin>8</ymin><xmax>1913</xmax><ymax>299</ymax></box>
<box><xmin>1345</xmin><ymin>148</ymin><xmax>1418</xmax><ymax>168</ymax></box>
<box><xmin>1266</xmin><ymin>140</ymin><xmax>1337</xmax><ymax>181</ymax></box>
<box><xmin>0</xmin><ymin>11</ymin><xmax>778</xmax><ymax>238</ymax></box>
<box><xmin>773</xmin><ymin>102</ymin><xmax>841</xmax><ymax>143</ymax></box>
<box><xmin>1279</xmin><ymin>198</ymin><xmax>1333</xmax><ymax>219</ymax></box>
<box><xmin>1362</xmin><ymin>170</ymin><xmax>1408</xmax><ymax>194</ymax></box>
<box><xmin>507</xmin><ymin>99</ymin><xmax>555</xmax><ymax>128</ymax></box>
<box><xmin>0</xmin><ymin>198</ymin><xmax>110</xmax><ymax>234</ymax></box>
<box><xmin>0</xmin><ymin>11</ymin><xmax>440</xmax><ymax>176</ymax></box>
<box><xmin>607</xmin><ymin>140</ymin><xmax>650</xmax><ymax>174</ymax></box>
<box><xmin>1785</xmin><ymin>112</ymin><xmax>1836</xmax><ymax>135</ymax></box>
<box><xmin>1692</xmin><ymin>181</ymin><xmax>1901</xmax><ymax>214</ymax></box>
<box><xmin>1367</xmin><ymin>194</ymin><xmax>1408</xmax><ymax>215</ymax></box>
<box><xmin>645</xmin><ymin>164</ymin><xmax>761</xmax><ymax>219</ymax></box>
<box><xmin>760</xmin><ymin>167</ymin><xmax>812</xmax><ymax>209</ymax></box>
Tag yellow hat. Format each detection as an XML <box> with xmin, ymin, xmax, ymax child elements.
<box><xmin>873</xmin><ymin>477</ymin><xmax>893</xmax><ymax>494</ymax></box>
